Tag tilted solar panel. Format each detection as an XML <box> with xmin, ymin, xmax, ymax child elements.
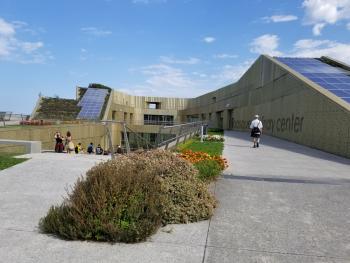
<box><xmin>77</xmin><ymin>88</ymin><xmax>109</xmax><ymax>119</ymax></box>
<box><xmin>275</xmin><ymin>57</ymin><xmax>350</xmax><ymax>103</ymax></box>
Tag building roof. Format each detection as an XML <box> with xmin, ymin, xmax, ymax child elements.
<box><xmin>275</xmin><ymin>57</ymin><xmax>350</xmax><ymax>104</ymax></box>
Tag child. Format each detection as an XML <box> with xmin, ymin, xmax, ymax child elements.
<box><xmin>75</xmin><ymin>143</ymin><xmax>83</xmax><ymax>154</ymax></box>
<box><xmin>87</xmin><ymin>142</ymin><xmax>94</xmax><ymax>154</ymax></box>
<box><xmin>96</xmin><ymin>144</ymin><xmax>103</xmax><ymax>155</ymax></box>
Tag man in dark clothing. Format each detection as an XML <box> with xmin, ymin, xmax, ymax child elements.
<box><xmin>87</xmin><ymin>142</ymin><xmax>94</xmax><ymax>154</ymax></box>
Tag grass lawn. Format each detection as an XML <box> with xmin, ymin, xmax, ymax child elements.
<box><xmin>207</xmin><ymin>128</ymin><xmax>224</xmax><ymax>136</ymax></box>
<box><xmin>177</xmin><ymin>138</ymin><xmax>224</xmax><ymax>156</ymax></box>
<box><xmin>0</xmin><ymin>153</ymin><xmax>28</xmax><ymax>170</ymax></box>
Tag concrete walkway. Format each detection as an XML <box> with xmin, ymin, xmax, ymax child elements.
<box><xmin>0</xmin><ymin>153</ymin><xmax>209</xmax><ymax>263</ymax></box>
<box><xmin>0</xmin><ymin>132</ymin><xmax>349</xmax><ymax>262</ymax></box>
<box><xmin>204</xmin><ymin>131</ymin><xmax>350</xmax><ymax>262</ymax></box>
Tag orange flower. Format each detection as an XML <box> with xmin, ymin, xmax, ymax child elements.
<box><xmin>178</xmin><ymin>150</ymin><xmax>228</xmax><ymax>169</ymax></box>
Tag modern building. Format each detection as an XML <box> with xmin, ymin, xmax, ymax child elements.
<box><xmin>31</xmin><ymin>55</ymin><xmax>350</xmax><ymax>158</ymax></box>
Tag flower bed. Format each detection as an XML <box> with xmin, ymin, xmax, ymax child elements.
<box><xmin>178</xmin><ymin>150</ymin><xmax>228</xmax><ymax>170</ymax></box>
<box><xmin>203</xmin><ymin>135</ymin><xmax>225</xmax><ymax>142</ymax></box>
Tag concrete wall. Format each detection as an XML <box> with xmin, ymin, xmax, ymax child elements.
<box><xmin>0</xmin><ymin>123</ymin><xmax>108</xmax><ymax>153</ymax></box>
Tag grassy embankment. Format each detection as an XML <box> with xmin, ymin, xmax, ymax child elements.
<box><xmin>0</xmin><ymin>153</ymin><xmax>28</xmax><ymax>170</ymax></box>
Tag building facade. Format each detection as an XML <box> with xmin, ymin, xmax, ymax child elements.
<box><xmin>32</xmin><ymin>55</ymin><xmax>350</xmax><ymax>158</ymax></box>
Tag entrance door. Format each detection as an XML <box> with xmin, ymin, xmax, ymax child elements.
<box><xmin>228</xmin><ymin>109</ymin><xmax>233</xmax><ymax>130</ymax></box>
<box><xmin>216</xmin><ymin>111</ymin><xmax>223</xmax><ymax>129</ymax></box>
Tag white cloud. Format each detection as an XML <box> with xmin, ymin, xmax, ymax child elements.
<box><xmin>294</xmin><ymin>39</ymin><xmax>332</xmax><ymax>49</ymax></box>
<box><xmin>291</xmin><ymin>38</ymin><xmax>350</xmax><ymax>64</ymax></box>
<box><xmin>192</xmin><ymin>72</ymin><xmax>207</xmax><ymax>78</ymax></box>
<box><xmin>81</xmin><ymin>27</ymin><xmax>112</xmax><ymax>37</ymax></box>
<box><xmin>0</xmin><ymin>18</ymin><xmax>15</xmax><ymax>36</ymax></box>
<box><xmin>203</xmin><ymin>37</ymin><xmax>216</xmax><ymax>43</ymax></box>
<box><xmin>302</xmin><ymin>0</ymin><xmax>350</xmax><ymax>35</ymax></box>
<box><xmin>347</xmin><ymin>22</ymin><xmax>350</xmax><ymax>29</ymax></box>
<box><xmin>213</xmin><ymin>53</ymin><xmax>238</xmax><ymax>59</ymax></box>
<box><xmin>20</xmin><ymin>41</ymin><xmax>44</xmax><ymax>53</ymax></box>
<box><xmin>210</xmin><ymin>60</ymin><xmax>254</xmax><ymax>84</ymax></box>
<box><xmin>250</xmin><ymin>34</ymin><xmax>282</xmax><ymax>56</ymax></box>
<box><xmin>312</xmin><ymin>23</ymin><xmax>326</xmax><ymax>35</ymax></box>
<box><xmin>263</xmin><ymin>15</ymin><xmax>298</xmax><ymax>23</ymax></box>
<box><xmin>124</xmin><ymin>64</ymin><xmax>199</xmax><ymax>97</ymax></box>
<box><xmin>141</xmin><ymin>64</ymin><xmax>195</xmax><ymax>89</ymax></box>
<box><xmin>126</xmin><ymin>57</ymin><xmax>255</xmax><ymax>98</ymax></box>
<box><xmin>160</xmin><ymin>56</ymin><xmax>200</xmax><ymax>65</ymax></box>
<box><xmin>0</xmin><ymin>17</ymin><xmax>49</xmax><ymax>63</ymax></box>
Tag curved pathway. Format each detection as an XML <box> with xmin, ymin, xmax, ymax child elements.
<box><xmin>204</xmin><ymin>131</ymin><xmax>350</xmax><ymax>263</ymax></box>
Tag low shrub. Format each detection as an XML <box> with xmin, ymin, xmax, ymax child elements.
<box><xmin>39</xmin><ymin>159</ymin><xmax>163</xmax><ymax>243</ymax></box>
<box><xmin>39</xmin><ymin>150</ymin><xmax>216</xmax><ymax>243</ymax></box>
<box><xmin>194</xmin><ymin>159</ymin><xmax>222</xmax><ymax>181</ymax></box>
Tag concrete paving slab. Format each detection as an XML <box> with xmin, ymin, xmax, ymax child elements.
<box><xmin>0</xmin><ymin>152</ymin><xmax>208</xmax><ymax>263</ymax></box>
<box><xmin>0</xmin><ymin>229</ymin><xmax>204</xmax><ymax>263</ymax></box>
<box><xmin>204</xmin><ymin>131</ymin><xmax>350</xmax><ymax>263</ymax></box>
<box><xmin>204</xmin><ymin>247</ymin><xmax>349</xmax><ymax>263</ymax></box>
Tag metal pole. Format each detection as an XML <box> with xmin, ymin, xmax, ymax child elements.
<box><xmin>102</xmin><ymin>122</ymin><xmax>115</xmax><ymax>159</ymax></box>
<box><xmin>156</xmin><ymin>125</ymin><xmax>163</xmax><ymax>148</ymax></box>
<box><xmin>123</xmin><ymin>122</ymin><xmax>131</xmax><ymax>154</ymax></box>
<box><xmin>175</xmin><ymin>125</ymin><xmax>183</xmax><ymax>146</ymax></box>
<box><xmin>200</xmin><ymin>125</ymin><xmax>204</xmax><ymax>143</ymax></box>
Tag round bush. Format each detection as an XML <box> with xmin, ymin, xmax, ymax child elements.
<box><xmin>39</xmin><ymin>150</ymin><xmax>216</xmax><ymax>242</ymax></box>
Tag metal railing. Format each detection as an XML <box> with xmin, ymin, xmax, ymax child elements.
<box><xmin>156</xmin><ymin>121</ymin><xmax>207</xmax><ymax>150</ymax></box>
<box><xmin>0</xmin><ymin>112</ymin><xmax>30</xmax><ymax>127</ymax></box>
<box><xmin>100</xmin><ymin>120</ymin><xmax>207</xmax><ymax>158</ymax></box>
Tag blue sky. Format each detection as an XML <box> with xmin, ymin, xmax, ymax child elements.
<box><xmin>1</xmin><ymin>0</ymin><xmax>350</xmax><ymax>114</ymax></box>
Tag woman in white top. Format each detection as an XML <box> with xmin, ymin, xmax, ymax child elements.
<box><xmin>250</xmin><ymin>115</ymin><xmax>263</xmax><ymax>148</ymax></box>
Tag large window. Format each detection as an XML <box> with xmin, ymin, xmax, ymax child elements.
<box><xmin>147</xmin><ymin>102</ymin><xmax>161</xmax><ymax>109</ymax></box>
<box><xmin>144</xmin><ymin>114</ymin><xmax>174</xmax><ymax>125</ymax></box>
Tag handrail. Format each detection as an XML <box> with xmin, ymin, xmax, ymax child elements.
<box><xmin>156</xmin><ymin>121</ymin><xmax>207</xmax><ymax>149</ymax></box>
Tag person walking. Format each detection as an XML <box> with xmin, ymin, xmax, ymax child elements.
<box><xmin>250</xmin><ymin>115</ymin><xmax>263</xmax><ymax>148</ymax></box>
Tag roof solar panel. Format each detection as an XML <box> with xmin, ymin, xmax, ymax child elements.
<box><xmin>275</xmin><ymin>57</ymin><xmax>350</xmax><ymax>104</ymax></box>
<box><xmin>77</xmin><ymin>88</ymin><xmax>109</xmax><ymax>119</ymax></box>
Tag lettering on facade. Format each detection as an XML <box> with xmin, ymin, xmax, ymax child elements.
<box><xmin>233</xmin><ymin>114</ymin><xmax>304</xmax><ymax>133</ymax></box>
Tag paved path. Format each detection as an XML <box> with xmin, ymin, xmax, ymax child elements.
<box><xmin>1</xmin><ymin>132</ymin><xmax>350</xmax><ymax>263</ymax></box>
<box><xmin>0</xmin><ymin>153</ymin><xmax>209</xmax><ymax>263</ymax></box>
<box><xmin>204</xmin><ymin>131</ymin><xmax>350</xmax><ymax>263</ymax></box>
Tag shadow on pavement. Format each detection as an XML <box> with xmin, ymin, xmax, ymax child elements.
<box><xmin>221</xmin><ymin>174</ymin><xmax>349</xmax><ymax>186</ymax></box>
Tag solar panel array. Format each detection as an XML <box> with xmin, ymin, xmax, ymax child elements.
<box><xmin>276</xmin><ymin>57</ymin><xmax>350</xmax><ymax>103</ymax></box>
<box><xmin>77</xmin><ymin>88</ymin><xmax>109</xmax><ymax>119</ymax></box>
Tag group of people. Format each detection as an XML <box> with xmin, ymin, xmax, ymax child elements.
<box><xmin>54</xmin><ymin>131</ymin><xmax>71</xmax><ymax>153</ymax></box>
<box><xmin>54</xmin><ymin>116</ymin><xmax>262</xmax><ymax>153</ymax></box>
<box><xmin>54</xmin><ymin>131</ymin><xmax>123</xmax><ymax>155</ymax></box>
